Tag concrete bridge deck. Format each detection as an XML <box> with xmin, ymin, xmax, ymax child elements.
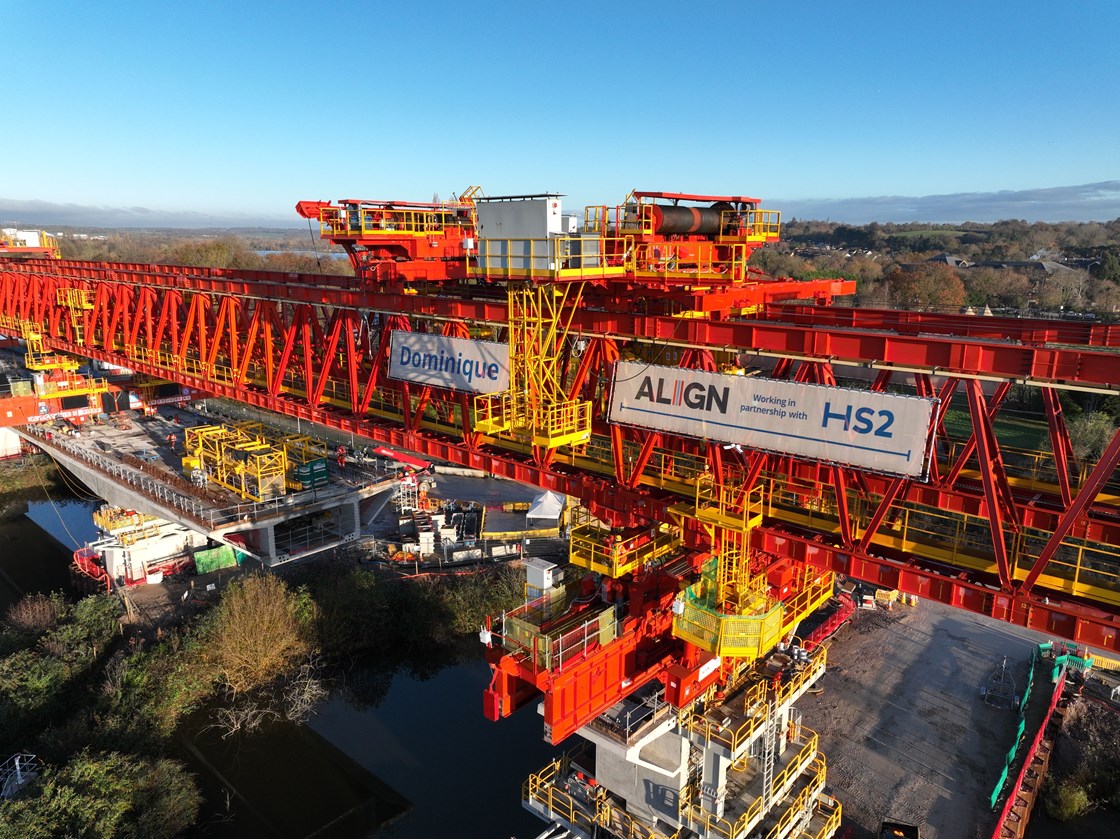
<box><xmin>16</xmin><ymin>411</ymin><xmax>399</xmax><ymax>566</ymax></box>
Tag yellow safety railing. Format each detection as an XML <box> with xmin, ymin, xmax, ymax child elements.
<box><xmin>942</xmin><ymin>438</ymin><xmax>1120</xmax><ymax>495</ymax></box>
<box><xmin>674</xmin><ymin>580</ymin><xmax>784</xmax><ymax>659</ymax></box>
<box><xmin>524</xmin><ymin>755</ymin><xmax>676</xmax><ymax>839</ymax></box>
<box><xmin>765</xmin><ymin>477</ymin><xmax>1120</xmax><ymax>607</ymax></box>
<box><xmin>34</xmin><ymin>372</ymin><xmax>108</xmax><ymax>399</ymax></box>
<box><xmin>806</xmin><ymin>795</ymin><xmax>843</xmax><ymax>839</ymax></box>
<box><xmin>56</xmin><ymin>287</ymin><xmax>94</xmax><ymax>312</ymax></box>
<box><xmin>501</xmin><ymin>596</ymin><xmax>620</xmax><ymax>672</ymax></box>
<box><xmin>473</xmin><ymin>391</ymin><xmax>593</xmax><ymax>448</ymax></box>
<box><xmin>682</xmin><ymin>649</ymin><xmax>827</xmax><ymax>757</ymax></box>
<box><xmin>116</xmin><ymin>524</ymin><xmax>162</xmax><ymax>546</ymax></box>
<box><xmin>765</xmin><ymin>757</ymin><xmax>827</xmax><ymax>839</ymax></box>
<box><xmin>569</xmin><ymin>507</ymin><xmax>683</xmax><ymax>577</ymax></box>
<box><xmin>93</xmin><ymin>507</ymin><xmax>159</xmax><ymax>533</ymax></box>
<box><xmin>696</xmin><ymin>474</ymin><xmax>764</xmax><ymax>531</ymax></box>
<box><xmin>471</xmin><ymin>237</ymin><xmax>628</xmax><ymax>280</ymax></box>
<box><xmin>680</xmin><ymin>731</ymin><xmax>820</xmax><ymax>839</ymax></box>
<box><xmin>727</xmin><ymin>208</ymin><xmax>781</xmax><ymax>242</ymax></box>
<box><xmin>629</xmin><ymin>241</ymin><xmax>752</xmax><ymax>282</ymax></box>
<box><xmin>23</xmin><ymin>330</ymin><xmax>81</xmax><ymax>372</ymax></box>
<box><xmin>317</xmin><ymin>204</ymin><xmax>472</xmax><ymax>238</ymax></box>
<box><xmin>582</xmin><ymin>198</ymin><xmax>780</xmax><ymax>243</ymax></box>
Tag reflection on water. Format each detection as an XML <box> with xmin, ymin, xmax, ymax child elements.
<box><xmin>24</xmin><ymin>497</ymin><xmax>101</xmax><ymax>549</ymax></box>
<box><xmin>4</xmin><ymin>489</ymin><xmax>561</xmax><ymax>838</ymax></box>
<box><xmin>311</xmin><ymin>657</ymin><xmax>560</xmax><ymax>839</ymax></box>
<box><xmin>0</xmin><ymin>498</ymin><xmax>100</xmax><ymax>610</ymax></box>
<box><xmin>181</xmin><ymin>716</ymin><xmax>407</xmax><ymax>839</ymax></box>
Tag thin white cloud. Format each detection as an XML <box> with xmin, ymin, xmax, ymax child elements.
<box><xmin>776</xmin><ymin>181</ymin><xmax>1120</xmax><ymax>224</ymax></box>
<box><xmin>3</xmin><ymin>182</ymin><xmax>1119</xmax><ymax>228</ymax></box>
<box><xmin>0</xmin><ymin>199</ymin><xmax>300</xmax><ymax>229</ymax></box>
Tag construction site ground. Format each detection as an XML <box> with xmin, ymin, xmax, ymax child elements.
<box><xmin>799</xmin><ymin>595</ymin><xmax>1051</xmax><ymax>839</ymax></box>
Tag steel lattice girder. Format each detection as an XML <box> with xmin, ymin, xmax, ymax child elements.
<box><xmin>6</xmin><ymin>261</ymin><xmax>1120</xmax><ymax>386</ymax></box>
<box><xmin>2</xmin><ymin>260</ymin><xmax>1120</xmax><ymax>638</ymax></box>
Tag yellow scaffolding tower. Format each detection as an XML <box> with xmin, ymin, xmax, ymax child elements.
<box><xmin>672</xmin><ymin>473</ymin><xmax>833</xmax><ymax>660</ymax></box>
<box><xmin>57</xmin><ymin>287</ymin><xmax>95</xmax><ymax>344</ymax></box>
<box><xmin>474</xmin><ymin>282</ymin><xmax>591</xmax><ymax>449</ymax></box>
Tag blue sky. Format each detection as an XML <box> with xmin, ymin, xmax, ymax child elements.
<box><xmin>2</xmin><ymin>1</ymin><xmax>1118</xmax><ymax>224</ymax></box>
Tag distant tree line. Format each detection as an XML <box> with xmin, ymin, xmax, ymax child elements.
<box><xmin>57</xmin><ymin>231</ymin><xmax>354</xmax><ymax>277</ymax></box>
<box><xmin>752</xmin><ymin>218</ymin><xmax>1120</xmax><ymax>314</ymax></box>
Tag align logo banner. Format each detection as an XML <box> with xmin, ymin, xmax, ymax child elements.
<box><xmin>609</xmin><ymin>361</ymin><xmax>936</xmax><ymax>479</ymax></box>
<box><xmin>388</xmin><ymin>331</ymin><xmax>510</xmax><ymax>394</ymax></box>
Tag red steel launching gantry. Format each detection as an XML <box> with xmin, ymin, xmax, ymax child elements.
<box><xmin>1</xmin><ymin>189</ymin><xmax>1119</xmax><ymax>743</ymax></box>
<box><xmin>4</xmin><ymin>187</ymin><xmax>1120</xmax><ymax>837</ymax></box>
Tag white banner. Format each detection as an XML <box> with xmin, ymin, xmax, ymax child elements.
<box><xmin>608</xmin><ymin>362</ymin><xmax>935</xmax><ymax>478</ymax></box>
<box><xmin>388</xmin><ymin>332</ymin><xmax>510</xmax><ymax>394</ymax></box>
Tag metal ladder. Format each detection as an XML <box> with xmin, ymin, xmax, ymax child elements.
<box><xmin>761</xmin><ymin>699</ymin><xmax>778</xmax><ymax>805</ymax></box>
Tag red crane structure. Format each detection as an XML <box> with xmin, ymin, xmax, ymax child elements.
<box><xmin>2</xmin><ymin>188</ymin><xmax>1119</xmax><ymax>838</ymax></box>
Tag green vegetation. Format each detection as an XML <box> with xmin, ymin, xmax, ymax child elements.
<box><xmin>1044</xmin><ymin>694</ymin><xmax>1120</xmax><ymax>820</ymax></box>
<box><xmin>760</xmin><ymin>217</ymin><xmax>1120</xmax><ymax>313</ymax></box>
<box><xmin>1045</xmin><ymin>778</ymin><xmax>1093</xmax><ymax>821</ymax></box>
<box><xmin>0</xmin><ymin>561</ymin><xmax>524</xmax><ymax>836</ymax></box>
<box><xmin>0</xmin><ymin>457</ymin><xmax>64</xmax><ymax>498</ymax></box>
<box><xmin>0</xmin><ymin>751</ymin><xmax>201</xmax><ymax>839</ymax></box>
<box><xmin>1068</xmin><ymin>412</ymin><xmax>1118</xmax><ymax>466</ymax></box>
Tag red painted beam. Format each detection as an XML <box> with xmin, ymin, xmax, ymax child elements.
<box><xmin>767</xmin><ymin>303</ymin><xmax>1120</xmax><ymax>349</ymax></box>
<box><xmin>753</xmin><ymin>527</ymin><xmax>1120</xmax><ymax>653</ymax></box>
<box><xmin>6</xmin><ymin>260</ymin><xmax>1120</xmax><ymax>386</ymax></box>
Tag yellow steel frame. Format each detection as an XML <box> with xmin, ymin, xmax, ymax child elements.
<box><xmin>183</xmin><ymin>423</ymin><xmax>288</xmax><ymax>502</ymax></box>
<box><xmin>568</xmin><ymin>506</ymin><xmax>683</xmax><ymax>577</ymax></box>
<box><xmin>280</xmin><ymin>433</ymin><xmax>331</xmax><ymax>464</ymax></box>
<box><xmin>474</xmin><ymin>282</ymin><xmax>592</xmax><ymax>448</ymax></box>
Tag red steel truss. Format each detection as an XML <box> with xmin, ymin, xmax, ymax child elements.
<box><xmin>2</xmin><ymin>188</ymin><xmax>1120</xmax><ymax>739</ymax></box>
<box><xmin>1</xmin><ymin>258</ymin><xmax>1117</xmax><ymax>631</ymax></box>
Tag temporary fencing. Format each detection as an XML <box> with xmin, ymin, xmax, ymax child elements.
<box><xmin>989</xmin><ymin>663</ymin><xmax>1068</xmax><ymax>838</ymax></box>
<box><xmin>988</xmin><ymin>640</ymin><xmax>1083</xmax><ymax>811</ymax></box>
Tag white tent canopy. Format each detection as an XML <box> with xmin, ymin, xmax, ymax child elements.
<box><xmin>527</xmin><ymin>490</ymin><xmax>566</xmax><ymax>525</ymax></box>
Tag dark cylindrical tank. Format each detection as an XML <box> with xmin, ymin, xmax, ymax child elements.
<box><xmin>650</xmin><ymin>204</ymin><xmax>723</xmax><ymax>236</ymax></box>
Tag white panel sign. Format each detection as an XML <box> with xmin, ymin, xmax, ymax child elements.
<box><xmin>608</xmin><ymin>362</ymin><xmax>936</xmax><ymax>479</ymax></box>
<box><xmin>388</xmin><ymin>331</ymin><xmax>509</xmax><ymax>394</ymax></box>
